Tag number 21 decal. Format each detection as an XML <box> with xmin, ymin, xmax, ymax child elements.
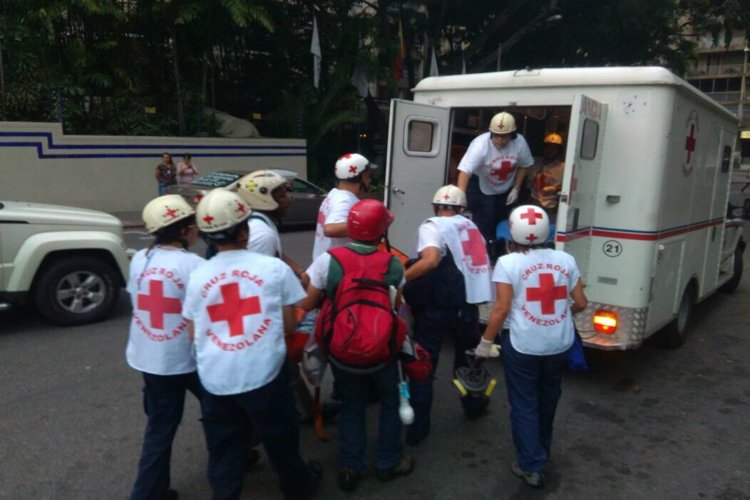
<box><xmin>603</xmin><ymin>240</ymin><xmax>622</xmax><ymax>257</ymax></box>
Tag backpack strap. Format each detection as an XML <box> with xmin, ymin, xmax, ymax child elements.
<box><xmin>326</xmin><ymin>246</ymin><xmax>392</xmax><ymax>294</ymax></box>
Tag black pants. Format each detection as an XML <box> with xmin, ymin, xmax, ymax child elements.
<box><xmin>201</xmin><ymin>369</ymin><xmax>313</xmax><ymax>500</ymax></box>
<box><xmin>131</xmin><ymin>371</ymin><xmax>203</xmax><ymax>500</ymax></box>
<box><xmin>407</xmin><ymin>304</ymin><xmax>480</xmax><ymax>441</ymax></box>
<box><xmin>467</xmin><ymin>176</ymin><xmax>513</xmax><ymax>260</ymax></box>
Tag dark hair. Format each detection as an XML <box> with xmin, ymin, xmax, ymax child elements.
<box><xmin>432</xmin><ymin>204</ymin><xmax>463</xmax><ymax>214</ymax></box>
<box><xmin>183</xmin><ymin>153</ymin><xmax>191</xmax><ymax>160</ymax></box>
<box><xmin>151</xmin><ymin>215</ymin><xmax>196</xmax><ymax>249</ymax></box>
<box><xmin>200</xmin><ymin>221</ymin><xmax>247</xmax><ymax>244</ymax></box>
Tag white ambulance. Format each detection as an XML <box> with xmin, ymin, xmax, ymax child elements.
<box><xmin>385</xmin><ymin>67</ymin><xmax>745</xmax><ymax>349</ymax></box>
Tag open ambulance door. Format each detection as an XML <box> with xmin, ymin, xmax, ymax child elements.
<box><xmin>556</xmin><ymin>94</ymin><xmax>608</xmax><ymax>284</ymax></box>
<box><xmin>385</xmin><ymin>99</ymin><xmax>451</xmax><ymax>254</ymax></box>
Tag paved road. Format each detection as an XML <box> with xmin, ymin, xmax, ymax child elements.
<box><xmin>1</xmin><ymin>227</ymin><xmax>749</xmax><ymax>499</ymax></box>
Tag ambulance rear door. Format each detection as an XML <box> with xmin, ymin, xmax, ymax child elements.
<box><xmin>556</xmin><ymin>94</ymin><xmax>608</xmax><ymax>284</ymax></box>
<box><xmin>386</xmin><ymin>99</ymin><xmax>451</xmax><ymax>254</ymax></box>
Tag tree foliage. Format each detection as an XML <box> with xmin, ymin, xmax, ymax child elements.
<box><xmin>0</xmin><ymin>0</ymin><xmax>746</xmax><ymax>181</ymax></box>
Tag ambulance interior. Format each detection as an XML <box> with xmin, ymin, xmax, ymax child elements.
<box><xmin>448</xmin><ymin>106</ymin><xmax>573</xmax><ymax>221</ymax></box>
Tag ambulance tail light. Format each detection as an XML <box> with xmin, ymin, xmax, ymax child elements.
<box><xmin>593</xmin><ymin>310</ymin><xmax>618</xmax><ymax>334</ymax></box>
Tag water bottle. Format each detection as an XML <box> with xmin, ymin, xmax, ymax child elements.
<box><xmin>398</xmin><ymin>381</ymin><xmax>414</xmax><ymax>425</ymax></box>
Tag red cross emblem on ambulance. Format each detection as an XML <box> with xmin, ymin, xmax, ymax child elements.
<box><xmin>207</xmin><ymin>283</ymin><xmax>261</xmax><ymax>337</ymax></box>
<box><xmin>137</xmin><ymin>280</ymin><xmax>182</xmax><ymax>330</ymax></box>
<box><xmin>526</xmin><ymin>273</ymin><xmax>567</xmax><ymax>315</ymax></box>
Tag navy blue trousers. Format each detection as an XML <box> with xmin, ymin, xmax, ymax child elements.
<box><xmin>200</xmin><ymin>369</ymin><xmax>313</xmax><ymax>500</ymax></box>
<box><xmin>500</xmin><ymin>331</ymin><xmax>567</xmax><ymax>473</ymax></box>
<box><xmin>407</xmin><ymin>304</ymin><xmax>479</xmax><ymax>442</ymax></box>
<box><xmin>131</xmin><ymin>371</ymin><xmax>203</xmax><ymax>500</ymax></box>
<box><xmin>331</xmin><ymin>362</ymin><xmax>403</xmax><ymax>471</ymax></box>
<box><xmin>466</xmin><ymin>176</ymin><xmax>512</xmax><ymax>259</ymax></box>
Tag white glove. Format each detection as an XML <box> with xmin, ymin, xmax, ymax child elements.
<box><xmin>475</xmin><ymin>338</ymin><xmax>494</xmax><ymax>358</ymax></box>
<box><xmin>505</xmin><ymin>187</ymin><xmax>519</xmax><ymax>205</ymax></box>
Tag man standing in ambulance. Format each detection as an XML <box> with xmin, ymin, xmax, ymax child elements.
<box><xmin>529</xmin><ymin>133</ymin><xmax>565</xmax><ymax>212</ymax></box>
<box><xmin>475</xmin><ymin>205</ymin><xmax>587</xmax><ymax>489</ymax></box>
<box><xmin>311</xmin><ymin>153</ymin><xmax>377</xmax><ymax>260</ymax></box>
<box><xmin>403</xmin><ymin>185</ymin><xmax>494</xmax><ymax>444</ymax></box>
<box><xmin>183</xmin><ymin>188</ymin><xmax>322</xmax><ymax>499</ymax></box>
<box><xmin>457</xmin><ymin>112</ymin><xmax>534</xmax><ymax>258</ymax></box>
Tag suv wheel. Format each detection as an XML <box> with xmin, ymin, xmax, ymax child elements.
<box><xmin>33</xmin><ymin>256</ymin><xmax>120</xmax><ymax>326</ymax></box>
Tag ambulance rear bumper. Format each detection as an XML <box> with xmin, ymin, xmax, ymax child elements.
<box><xmin>575</xmin><ymin>303</ymin><xmax>648</xmax><ymax>350</ymax></box>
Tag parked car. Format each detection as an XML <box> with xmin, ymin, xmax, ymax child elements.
<box><xmin>0</xmin><ymin>200</ymin><xmax>130</xmax><ymax>325</ymax></box>
<box><xmin>166</xmin><ymin>168</ymin><xmax>326</xmax><ymax>227</ymax></box>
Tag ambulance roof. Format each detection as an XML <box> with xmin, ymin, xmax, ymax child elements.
<box><xmin>413</xmin><ymin>66</ymin><xmax>738</xmax><ymax>122</ymax></box>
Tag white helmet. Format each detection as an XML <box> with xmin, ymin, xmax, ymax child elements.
<box><xmin>509</xmin><ymin>205</ymin><xmax>550</xmax><ymax>245</ymax></box>
<box><xmin>238</xmin><ymin>170</ymin><xmax>288</xmax><ymax>211</ymax></box>
<box><xmin>489</xmin><ymin>112</ymin><xmax>517</xmax><ymax>135</ymax></box>
<box><xmin>334</xmin><ymin>153</ymin><xmax>375</xmax><ymax>180</ymax></box>
<box><xmin>196</xmin><ymin>188</ymin><xmax>252</xmax><ymax>234</ymax></box>
<box><xmin>142</xmin><ymin>195</ymin><xmax>195</xmax><ymax>234</ymax></box>
<box><xmin>432</xmin><ymin>185</ymin><xmax>467</xmax><ymax>207</ymax></box>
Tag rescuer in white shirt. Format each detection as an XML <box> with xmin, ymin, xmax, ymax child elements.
<box><xmin>237</xmin><ymin>169</ymin><xmax>315</xmax><ymax>420</ymax></box>
<box><xmin>182</xmin><ymin>188</ymin><xmax>322</xmax><ymax>500</ymax></box>
<box><xmin>456</xmin><ymin>112</ymin><xmax>534</xmax><ymax>259</ymax></box>
<box><xmin>311</xmin><ymin>153</ymin><xmax>377</xmax><ymax>261</ymax></box>
<box><xmin>126</xmin><ymin>194</ymin><xmax>204</xmax><ymax>500</ymax></box>
<box><xmin>402</xmin><ymin>185</ymin><xmax>494</xmax><ymax>443</ymax></box>
<box><xmin>476</xmin><ymin>205</ymin><xmax>587</xmax><ymax>489</ymax></box>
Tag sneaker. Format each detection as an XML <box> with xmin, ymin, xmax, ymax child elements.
<box><xmin>375</xmin><ymin>454</ymin><xmax>415</xmax><ymax>482</ymax></box>
<box><xmin>337</xmin><ymin>467</ymin><xmax>364</xmax><ymax>492</ymax></box>
<box><xmin>510</xmin><ymin>462</ymin><xmax>545</xmax><ymax>488</ymax></box>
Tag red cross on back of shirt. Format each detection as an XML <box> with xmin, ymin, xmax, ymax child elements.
<box><xmin>461</xmin><ymin>228</ymin><xmax>488</xmax><ymax>266</ymax></box>
<box><xmin>137</xmin><ymin>280</ymin><xmax>182</xmax><ymax>330</ymax></box>
<box><xmin>316</xmin><ymin>210</ymin><xmax>325</xmax><ymax>226</ymax></box>
<box><xmin>490</xmin><ymin>160</ymin><xmax>514</xmax><ymax>181</ymax></box>
<box><xmin>526</xmin><ymin>273</ymin><xmax>568</xmax><ymax>315</ymax></box>
<box><xmin>685</xmin><ymin>124</ymin><xmax>696</xmax><ymax>163</ymax></box>
<box><xmin>207</xmin><ymin>283</ymin><xmax>261</xmax><ymax>337</ymax></box>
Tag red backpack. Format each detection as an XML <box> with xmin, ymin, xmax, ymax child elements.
<box><xmin>315</xmin><ymin>246</ymin><xmax>406</xmax><ymax>373</ymax></box>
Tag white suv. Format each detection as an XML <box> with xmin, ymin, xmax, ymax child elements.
<box><xmin>0</xmin><ymin>200</ymin><xmax>130</xmax><ymax>325</ymax></box>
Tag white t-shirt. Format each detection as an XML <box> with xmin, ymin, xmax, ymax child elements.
<box><xmin>493</xmin><ymin>248</ymin><xmax>580</xmax><ymax>356</ymax></box>
<box><xmin>311</xmin><ymin>188</ymin><xmax>359</xmax><ymax>260</ymax></box>
<box><xmin>247</xmin><ymin>212</ymin><xmax>282</xmax><ymax>257</ymax></box>
<box><xmin>126</xmin><ymin>247</ymin><xmax>205</xmax><ymax>375</ymax></box>
<box><xmin>457</xmin><ymin>132</ymin><xmax>534</xmax><ymax>195</ymax></box>
<box><xmin>182</xmin><ymin>249</ymin><xmax>306</xmax><ymax>395</ymax></box>
<box><xmin>416</xmin><ymin>215</ymin><xmax>493</xmax><ymax>304</ymax></box>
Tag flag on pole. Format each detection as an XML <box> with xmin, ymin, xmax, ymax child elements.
<box><xmin>430</xmin><ymin>47</ymin><xmax>439</xmax><ymax>77</ymax></box>
<box><xmin>351</xmin><ymin>34</ymin><xmax>369</xmax><ymax>97</ymax></box>
<box><xmin>394</xmin><ymin>19</ymin><xmax>406</xmax><ymax>81</ymax></box>
<box><xmin>310</xmin><ymin>15</ymin><xmax>322</xmax><ymax>88</ymax></box>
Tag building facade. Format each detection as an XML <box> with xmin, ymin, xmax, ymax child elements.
<box><xmin>685</xmin><ymin>32</ymin><xmax>750</xmax><ymax>168</ymax></box>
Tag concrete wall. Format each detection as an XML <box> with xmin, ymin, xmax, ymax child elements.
<box><xmin>0</xmin><ymin>121</ymin><xmax>307</xmax><ymax>212</ymax></box>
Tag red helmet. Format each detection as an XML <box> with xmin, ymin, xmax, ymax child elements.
<box><xmin>402</xmin><ymin>343</ymin><xmax>433</xmax><ymax>383</ymax></box>
<box><xmin>347</xmin><ymin>199</ymin><xmax>394</xmax><ymax>242</ymax></box>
